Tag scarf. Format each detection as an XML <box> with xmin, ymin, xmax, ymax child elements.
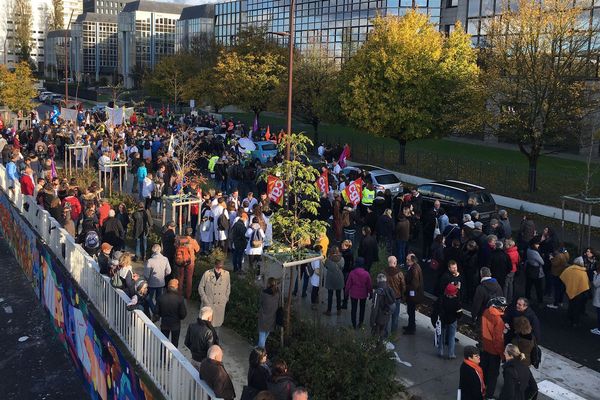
<box><xmin>464</xmin><ymin>359</ymin><xmax>486</xmax><ymax>396</ymax></box>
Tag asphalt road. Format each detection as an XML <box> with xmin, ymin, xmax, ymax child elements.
<box><xmin>0</xmin><ymin>238</ymin><xmax>89</xmax><ymax>400</ymax></box>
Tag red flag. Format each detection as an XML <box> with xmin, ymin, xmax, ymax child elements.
<box><xmin>339</xmin><ymin>144</ymin><xmax>351</xmax><ymax>168</ymax></box>
<box><xmin>265</xmin><ymin>125</ymin><xmax>271</xmax><ymax>141</ymax></box>
<box><xmin>316</xmin><ymin>170</ymin><xmax>329</xmax><ymax>195</ymax></box>
<box><xmin>342</xmin><ymin>178</ymin><xmax>363</xmax><ymax>207</ymax></box>
<box><xmin>267</xmin><ymin>175</ymin><xmax>285</xmax><ymax>206</ymax></box>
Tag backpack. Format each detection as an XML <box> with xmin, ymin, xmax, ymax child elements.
<box><xmin>110</xmin><ymin>266</ymin><xmax>124</xmax><ymax>288</ymax></box>
<box><xmin>217</xmin><ymin>212</ymin><xmax>229</xmax><ymax>231</ymax></box>
<box><xmin>85</xmin><ymin>230</ymin><xmax>100</xmax><ymax>250</ymax></box>
<box><xmin>530</xmin><ymin>342</ymin><xmax>542</xmax><ymax>369</ymax></box>
<box><xmin>251</xmin><ymin>228</ymin><xmax>263</xmax><ymax>248</ymax></box>
<box><xmin>175</xmin><ymin>238</ymin><xmax>192</xmax><ymax>267</ymax></box>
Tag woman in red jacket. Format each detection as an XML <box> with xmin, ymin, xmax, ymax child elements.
<box><xmin>345</xmin><ymin>257</ymin><xmax>372</xmax><ymax>329</ymax></box>
<box><xmin>504</xmin><ymin>239</ymin><xmax>519</xmax><ymax>303</ymax></box>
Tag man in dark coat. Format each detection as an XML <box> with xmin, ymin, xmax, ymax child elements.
<box><xmin>101</xmin><ymin>209</ymin><xmax>125</xmax><ymax>250</ymax></box>
<box><xmin>489</xmin><ymin>240</ymin><xmax>512</xmax><ymax>290</ymax></box>
<box><xmin>228</xmin><ymin>214</ymin><xmax>248</xmax><ymax>272</ymax></box>
<box><xmin>185</xmin><ymin>306</ymin><xmax>219</xmax><ymax>370</ymax></box>
<box><xmin>471</xmin><ymin>267</ymin><xmax>504</xmax><ymax>321</ymax></box>
<box><xmin>199</xmin><ymin>345</ymin><xmax>235</xmax><ymax>400</ymax></box>
<box><xmin>161</xmin><ymin>221</ymin><xmax>177</xmax><ymax>268</ymax></box>
<box><xmin>503</xmin><ymin>297</ymin><xmax>542</xmax><ymax>343</ymax></box>
<box><xmin>395</xmin><ymin>211</ymin><xmax>410</xmax><ymax>264</ymax></box>
<box><xmin>157</xmin><ymin>279</ymin><xmax>187</xmax><ymax>347</ymax></box>
<box><xmin>404</xmin><ymin>253</ymin><xmax>424</xmax><ymax>335</ymax></box>
<box><xmin>132</xmin><ymin>201</ymin><xmax>153</xmax><ymax>261</ymax></box>
<box><xmin>358</xmin><ymin>226</ymin><xmax>379</xmax><ymax>271</ymax></box>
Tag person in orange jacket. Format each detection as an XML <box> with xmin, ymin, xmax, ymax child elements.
<box><xmin>480</xmin><ymin>296</ymin><xmax>508</xmax><ymax>399</ymax></box>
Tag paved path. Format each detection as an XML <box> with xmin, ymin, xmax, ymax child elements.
<box><xmin>0</xmin><ymin>238</ymin><xmax>89</xmax><ymax>400</ymax></box>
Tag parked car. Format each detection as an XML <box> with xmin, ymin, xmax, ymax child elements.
<box><xmin>45</xmin><ymin>94</ymin><xmax>63</xmax><ymax>105</ymax></box>
<box><xmin>38</xmin><ymin>91</ymin><xmax>53</xmax><ymax>102</ymax></box>
<box><xmin>342</xmin><ymin>165</ymin><xmax>404</xmax><ymax>196</ymax></box>
<box><xmin>416</xmin><ymin>180</ymin><xmax>496</xmax><ymax>223</ymax></box>
<box><xmin>59</xmin><ymin>78</ymin><xmax>74</xmax><ymax>84</ymax></box>
<box><xmin>250</xmin><ymin>141</ymin><xmax>278</xmax><ymax>164</ymax></box>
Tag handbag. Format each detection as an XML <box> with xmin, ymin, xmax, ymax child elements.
<box><xmin>433</xmin><ymin>218</ymin><xmax>441</xmax><ymax>238</ymax></box>
<box><xmin>240</xmin><ymin>386</ymin><xmax>259</xmax><ymax>400</ymax></box>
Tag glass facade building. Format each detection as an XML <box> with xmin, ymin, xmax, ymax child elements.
<box><xmin>214</xmin><ymin>0</ymin><xmax>442</xmax><ymax>63</ymax></box>
<box><xmin>72</xmin><ymin>13</ymin><xmax>119</xmax><ymax>82</ymax></box>
<box><xmin>175</xmin><ymin>4</ymin><xmax>216</xmax><ymax>52</ymax></box>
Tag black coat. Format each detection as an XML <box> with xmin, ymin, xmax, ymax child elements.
<box><xmin>185</xmin><ymin>319</ymin><xmax>219</xmax><ymax>362</ymax></box>
<box><xmin>229</xmin><ymin>219</ymin><xmax>248</xmax><ymax>250</ymax></box>
<box><xmin>157</xmin><ymin>290</ymin><xmax>187</xmax><ymax>330</ymax></box>
<box><xmin>132</xmin><ymin>208</ymin><xmax>152</xmax><ymax>238</ymax></box>
<box><xmin>268</xmin><ymin>375</ymin><xmax>297</xmax><ymax>400</ymax></box>
<box><xmin>162</xmin><ymin>229</ymin><xmax>176</xmax><ymax>260</ymax></box>
<box><xmin>358</xmin><ymin>235</ymin><xmax>379</xmax><ymax>267</ymax></box>
<box><xmin>199</xmin><ymin>358</ymin><xmax>236</xmax><ymax>400</ymax></box>
<box><xmin>102</xmin><ymin>217</ymin><xmax>125</xmax><ymax>248</ymax></box>
<box><xmin>489</xmin><ymin>249</ymin><xmax>512</xmax><ymax>289</ymax></box>
<box><xmin>247</xmin><ymin>364</ymin><xmax>270</xmax><ymax>392</ymax></box>
<box><xmin>499</xmin><ymin>359</ymin><xmax>538</xmax><ymax>400</ymax></box>
<box><xmin>459</xmin><ymin>362</ymin><xmax>484</xmax><ymax>400</ymax></box>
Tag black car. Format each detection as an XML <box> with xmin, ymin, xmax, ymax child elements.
<box><xmin>416</xmin><ymin>180</ymin><xmax>496</xmax><ymax>223</ymax></box>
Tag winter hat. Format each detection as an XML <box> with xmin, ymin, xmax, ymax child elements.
<box><xmin>135</xmin><ymin>279</ymin><xmax>148</xmax><ymax>293</ymax></box>
<box><xmin>444</xmin><ymin>283</ymin><xmax>459</xmax><ymax>297</ymax></box>
<box><xmin>112</xmin><ymin>250</ymin><xmax>123</xmax><ymax>261</ymax></box>
<box><xmin>573</xmin><ymin>256</ymin><xmax>584</xmax><ymax>267</ymax></box>
<box><xmin>464</xmin><ymin>221</ymin><xmax>475</xmax><ymax>229</ymax></box>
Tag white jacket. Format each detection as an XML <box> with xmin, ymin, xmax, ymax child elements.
<box><xmin>141</xmin><ymin>177</ymin><xmax>154</xmax><ymax>199</ymax></box>
<box><xmin>245</xmin><ymin>224</ymin><xmax>265</xmax><ymax>255</ymax></box>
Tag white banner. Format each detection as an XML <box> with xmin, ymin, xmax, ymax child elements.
<box><xmin>105</xmin><ymin>107</ymin><xmax>135</xmax><ymax>126</ymax></box>
<box><xmin>60</xmin><ymin>107</ymin><xmax>79</xmax><ymax>122</ymax></box>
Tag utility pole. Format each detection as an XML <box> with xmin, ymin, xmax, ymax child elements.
<box><xmin>285</xmin><ymin>0</ymin><xmax>295</xmax><ymax>161</ymax></box>
<box><xmin>64</xmin><ymin>10</ymin><xmax>74</xmax><ymax>103</ymax></box>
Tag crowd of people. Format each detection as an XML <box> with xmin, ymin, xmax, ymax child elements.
<box><xmin>2</xmin><ymin>106</ymin><xmax>600</xmax><ymax>400</ymax></box>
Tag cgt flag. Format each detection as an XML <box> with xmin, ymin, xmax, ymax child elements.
<box><xmin>316</xmin><ymin>170</ymin><xmax>329</xmax><ymax>195</ymax></box>
<box><xmin>342</xmin><ymin>178</ymin><xmax>363</xmax><ymax>206</ymax></box>
<box><xmin>267</xmin><ymin>175</ymin><xmax>285</xmax><ymax>206</ymax></box>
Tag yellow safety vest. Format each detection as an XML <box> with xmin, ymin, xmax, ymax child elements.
<box><xmin>208</xmin><ymin>156</ymin><xmax>219</xmax><ymax>173</ymax></box>
<box><xmin>361</xmin><ymin>188</ymin><xmax>375</xmax><ymax>205</ymax></box>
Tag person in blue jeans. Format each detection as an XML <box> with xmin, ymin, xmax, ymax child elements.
<box><xmin>437</xmin><ymin>283</ymin><xmax>462</xmax><ymax>359</ymax></box>
<box><xmin>143</xmin><ymin>244</ymin><xmax>172</xmax><ymax>319</ymax></box>
<box><xmin>137</xmin><ymin>161</ymin><xmax>148</xmax><ymax>199</ymax></box>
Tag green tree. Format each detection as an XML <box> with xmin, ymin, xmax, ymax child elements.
<box><xmin>144</xmin><ymin>54</ymin><xmax>197</xmax><ymax>107</ymax></box>
<box><xmin>13</xmin><ymin>0</ymin><xmax>33</xmax><ymax>61</ymax></box>
<box><xmin>214</xmin><ymin>50</ymin><xmax>286</xmax><ymax>121</ymax></box>
<box><xmin>293</xmin><ymin>44</ymin><xmax>339</xmax><ymax>144</ymax></box>
<box><xmin>480</xmin><ymin>0</ymin><xmax>597</xmax><ymax>192</ymax></box>
<box><xmin>129</xmin><ymin>64</ymin><xmax>148</xmax><ymax>89</ymax></box>
<box><xmin>184</xmin><ymin>33</ymin><xmax>225</xmax><ymax>111</ymax></box>
<box><xmin>0</xmin><ymin>62</ymin><xmax>37</xmax><ymax>113</ymax></box>
<box><xmin>50</xmin><ymin>0</ymin><xmax>64</xmax><ymax>30</ymax></box>
<box><xmin>339</xmin><ymin>13</ymin><xmax>479</xmax><ymax>164</ymax></box>
<box><xmin>262</xmin><ymin>133</ymin><xmax>328</xmax><ymax>333</ymax></box>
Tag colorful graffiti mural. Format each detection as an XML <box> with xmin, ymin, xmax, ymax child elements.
<box><xmin>0</xmin><ymin>194</ymin><xmax>39</xmax><ymax>285</ymax></box>
<box><xmin>38</xmin><ymin>243</ymin><xmax>154</xmax><ymax>400</ymax></box>
<box><xmin>0</xmin><ymin>190</ymin><xmax>154</xmax><ymax>400</ymax></box>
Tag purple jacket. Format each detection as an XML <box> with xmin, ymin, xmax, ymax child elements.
<box><xmin>345</xmin><ymin>267</ymin><xmax>372</xmax><ymax>299</ymax></box>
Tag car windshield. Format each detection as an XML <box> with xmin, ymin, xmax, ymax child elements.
<box><xmin>373</xmin><ymin>173</ymin><xmax>400</xmax><ymax>184</ymax></box>
<box><xmin>261</xmin><ymin>143</ymin><xmax>277</xmax><ymax>151</ymax></box>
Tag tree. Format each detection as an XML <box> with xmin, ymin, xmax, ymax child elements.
<box><xmin>214</xmin><ymin>50</ymin><xmax>286</xmax><ymax>121</ymax></box>
<box><xmin>13</xmin><ymin>0</ymin><xmax>33</xmax><ymax>62</ymax></box>
<box><xmin>339</xmin><ymin>13</ymin><xmax>479</xmax><ymax>164</ymax></box>
<box><xmin>129</xmin><ymin>64</ymin><xmax>148</xmax><ymax>89</ymax></box>
<box><xmin>144</xmin><ymin>54</ymin><xmax>197</xmax><ymax>107</ymax></box>
<box><xmin>183</xmin><ymin>33</ymin><xmax>225</xmax><ymax>111</ymax></box>
<box><xmin>262</xmin><ymin>133</ymin><xmax>328</xmax><ymax>334</ymax></box>
<box><xmin>50</xmin><ymin>0</ymin><xmax>64</xmax><ymax>30</ymax></box>
<box><xmin>0</xmin><ymin>62</ymin><xmax>37</xmax><ymax>113</ymax></box>
<box><xmin>293</xmin><ymin>44</ymin><xmax>339</xmax><ymax>144</ymax></box>
<box><xmin>480</xmin><ymin>0</ymin><xmax>597</xmax><ymax>192</ymax></box>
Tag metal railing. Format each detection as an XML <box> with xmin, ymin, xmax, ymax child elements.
<box><xmin>0</xmin><ymin>165</ymin><xmax>219</xmax><ymax>400</ymax></box>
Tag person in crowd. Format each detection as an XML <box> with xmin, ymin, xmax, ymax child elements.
<box><xmin>404</xmin><ymin>253</ymin><xmax>424</xmax><ymax>335</ymax></box>
<box><xmin>480</xmin><ymin>296</ymin><xmax>508</xmax><ymax>399</ymax></box>
<box><xmin>560</xmin><ymin>256</ymin><xmax>591</xmax><ymax>327</ymax></box>
<box><xmin>185</xmin><ymin>306</ymin><xmax>219</xmax><ymax>370</ymax></box>
<box><xmin>345</xmin><ymin>257</ymin><xmax>372</xmax><ymax>329</ymax></box>
<box><xmin>526</xmin><ymin>236</ymin><xmax>545</xmax><ymax>304</ymax></box>
<box><xmin>375</xmin><ymin>208</ymin><xmax>394</xmax><ymax>256</ymax></box>
<box><xmin>118</xmin><ymin>252</ymin><xmax>137</xmax><ymax>297</ymax></box>
<box><xmin>358</xmin><ymin>226</ymin><xmax>378</xmax><ymax>271</ymax></box>
<box><xmin>498</xmin><ymin>344</ymin><xmax>538</xmax><ymax>400</ymax></box>
<box><xmin>156</xmin><ymin>278</ymin><xmax>187</xmax><ymax>347</ymax></box>
<box><xmin>143</xmin><ymin>243</ymin><xmax>172</xmax><ymax>319</ymax></box>
<box><xmin>308</xmin><ymin>247</ymin><xmax>322</xmax><ymax>310</ymax></box>
<box><xmin>247</xmin><ymin>347</ymin><xmax>271</xmax><ymax>394</ymax></box>
<box><xmin>504</xmin><ymin>297</ymin><xmax>542</xmax><ymax>344</ymax></box>
<box><xmin>291</xmin><ymin>387</ymin><xmax>309</xmax><ymax>400</ymax></box>
<box><xmin>229</xmin><ymin>212</ymin><xmax>248</xmax><ymax>272</ymax></box>
<box><xmin>395</xmin><ymin>208</ymin><xmax>411</xmax><ymax>264</ymax></box>
<box><xmin>323</xmin><ymin>245</ymin><xmax>345</xmax><ymax>316</ymax></box>
<box><xmin>547</xmin><ymin>247</ymin><xmax>570</xmax><ymax>309</ymax></box>
<box><xmin>385</xmin><ymin>255</ymin><xmax>405</xmax><ymax>335</ymax></box>
<box><xmin>489</xmin><ymin>239</ymin><xmax>512</xmax><ymax>291</ymax></box>
<box><xmin>198</xmin><ymin>259</ymin><xmax>231</xmax><ymax>328</ymax></box>
<box><xmin>459</xmin><ymin>345</ymin><xmax>485</xmax><ymax>400</ymax></box>
<box><xmin>592</xmin><ymin>263</ymin><xmax>600</xmax><ymax>336</ymax></box>
<box><xmin>504</xmin><ymin>239</ymin><xmax>519</xmax><ymax>303</ymax></box>
<box><xmin>518</xmin><ymin>214</ymin><xmax>536</xmax><ymax>253</ymax></box>
<box><xmin>116</xmin><ymin>202</ymin><xmax>130</xmax><ymax>235</ymax></box>
<box><xmin>161</xmin><ymin>221</ymin><xmax>177</xmax><ymax>268</ymax></box>
<box><xmin>132</xmin><ymin>201</ymin><xmax>153</xmax><ymax>262</ymax></box>
<box><xmin>583</xmin><ymin>247</ymin><xmax>598</xmax><ymax>281</ymax></box>
<box><xmin>102</xmin><ymin>209</ymin><xmax>125</xmax><ymax>250</ymax></box>
<box><xmin>246</xmin><ymin>215</ymin><xmax>266</xmax><ymax>278</ymax></box>
<box><xmin>268</xmin><ymin>359</ymin><xmax>297</xmax><ymax>400</ymax></box>
<box><xmin>199</xmin><ymin>345</ymin><xmax>236</xmax><ymax>400</ymax></box>
<box><xmin>510</xmin><ymin>316</ymin><xmax>535</xmax><ymax>367</ymax></box>
<box><xmin>436</xmin><ymin>283</ymin><xmax>462</xmax><ymax>359</ymax></box>
<box><xmin>257</xmin><ymin>277</ymin><xmax>279</xmax><ymax>348</ymax></box>
<box><xmin>472</xmin><ymin>267</ymin><xmax>503</xmax><ymax>321</ymax></box>
<box><xmin>498</xmin><ymin>210</ymin><xmax>511</xmax><ymax>240</ymax></box>
<box><xmin>436</xmin><ymin>259</ymin><xmax>464</xmax><ymax>298</ymax></box>
<box><xmin>98</xmin><ymin>242</ymin><xmax>113</xmax><ymax>276</ymax></box>
<box><xmin>176</xmin><ymin>228</ymin><xmax>200</xmax><ymax>299</ymax></box>
<box><xmin>370</xmin><ymin>273</ymin><xmax>396</xmax><ymax>339</ymax></box>
<box><xmin>126</xmin><ymin>278</ymin><xmax>151</xmax><ymax>317</ymax></box>
<box><xmin>462</xmin><ymin>240</ymin><xmax>480</xmax><ymax>304</ymax></box>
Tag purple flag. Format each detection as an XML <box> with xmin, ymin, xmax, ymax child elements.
<box><xmin>50</xmin><ymin>158</ymin><xmax>58</xmax><ymax>179</ymax></box>
<box><xmin>253</xmin><ymin>115</ymin><xmax>259</xmax><ymax>133</ymax></box>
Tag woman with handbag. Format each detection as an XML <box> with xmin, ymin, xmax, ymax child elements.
<box><xmin>246</xmin><ymin>216</ymin><xmax>265</xmax><ymax>278</ymax></box>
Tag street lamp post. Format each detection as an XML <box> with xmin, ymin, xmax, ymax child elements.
<box><xmin>64</xmin><ymin>10</ymin><xmax>75</xmax><ymax>103</ymax></box>
<box><xmin>286</xmin><ymin>0</ymin><xmax>295</xmax><ymax>161</ymax></box>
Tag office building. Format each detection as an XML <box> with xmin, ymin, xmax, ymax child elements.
<box><xmin>118</xmin><ymin>0</ymin><xmax>190</xmax><ymax>88</ymax></box>
<box><xmin>176</xmin><ymin>4</ymin><xmax>216</xmax><ymax>52</ymax></box>
<box><xmin>44</xmin><ymin>29</ymin><xmax>79</xmax><ymax>80</ymax></box>
<box><xmin>83</xmin><ymin>0</ymin><xmax>127</xmax><ymax>16</ymax></box>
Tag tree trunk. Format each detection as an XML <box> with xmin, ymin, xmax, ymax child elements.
<box><xmin>285</xmin><ymin>265</ymin><xmax>294</xmax><ymax>339</ymax></box>
<box><xmin>527</xmin><ymin>155</ymin><xmax>538</xmax><ymax>192</ymax></box>
<box><xmin>397</xmin><ymin>138</ymin><xmax>407</xmax><ymax>166</ymax></box>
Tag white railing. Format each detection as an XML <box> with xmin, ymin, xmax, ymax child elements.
<box><xmin>0</xmin><ymin>165</ymin><xmax>219</xmax><ymax>400</ymax></box>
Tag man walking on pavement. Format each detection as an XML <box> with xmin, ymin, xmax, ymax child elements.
<box><xmin>156</xmin><ymin>279</ymin><xmax>187</xmax><ymax>347</ymax></box>
<box><xmin>176</xmin><ymin>227</ymin><xmax>200</xmax><ymax>299</ymax></box>
<box><xmin>144</xmin><ymin>244</ymin><xmax>172</xmax><ymax>320</ymax></box>
<box><xmin>162</xmin><ymin>221</ymin><xmax>177</xmax><ymax>269</ymax></box>
<box><xmin>404</xmin><ymin>253</ymin><xmax>423</xmax><ymax>335</ymax></box>
<box><xmin>185</xmin><ymin>306</ymin><xmax>219</xmax><ymax>370</ymax></box>
<box><xmin>132</xmin><ymin>201</ymin><xmax>152</xmax><ymax>261</ymax></box>
<box><xmin>480</xmin><ymin>296</ymin><xmax>508</xmax><ymax>399</ymax></box>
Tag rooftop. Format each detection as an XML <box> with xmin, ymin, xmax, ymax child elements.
<box><xmin>122</xmin><ymin>0</ymin><xmax>192</xmax><ymax>15</ymax></box>
<box><xmin>179</xmin><ymin>3</ymin><xmax>215</xmax><ymax>20</ymax></box>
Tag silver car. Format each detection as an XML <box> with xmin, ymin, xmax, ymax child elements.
<box><xmin>341</xmin><ymin>165</ymin><xmax>403</xmax><ymax>195</ymax></box>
